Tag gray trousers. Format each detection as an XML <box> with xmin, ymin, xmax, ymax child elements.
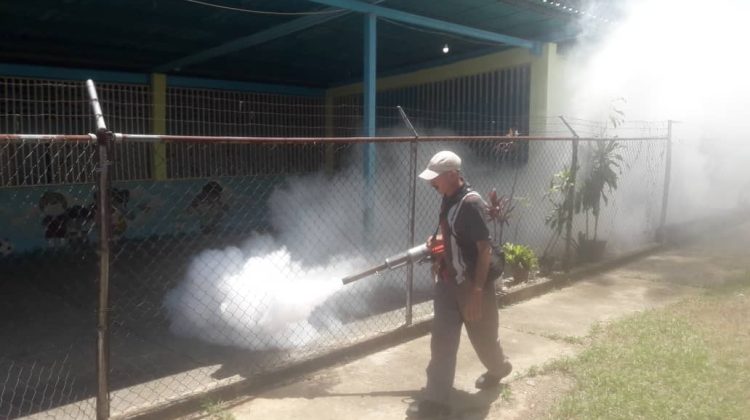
<box><xmin>424</xmin><ymin>279</ymin><xmax>508</xmax><ymax>402</ymax></box>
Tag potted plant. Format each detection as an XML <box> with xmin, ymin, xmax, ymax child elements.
<box><xmin>574</xmin><ymin>139</ymin><xmax>625</xmax><ymax>262</ymax></box>
<box><xmin>540</xmin><ymin>167</ymin><xmax>575</xmax><ymax>274</ymax></box>
<box><xmin>488</xmin><ymin>189</ymin><xmax>514</xmax><ymax>245</ymax></box>
<box><xmin>502</xmin><ymin>242</ymin><xmax>538</xmax><ymax>285</ymax></box>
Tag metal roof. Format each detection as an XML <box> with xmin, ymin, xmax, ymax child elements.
<box><xmin>0</xmin><ymin>0</ymin><xmax>611</xmax><ymax>88</ymax></box>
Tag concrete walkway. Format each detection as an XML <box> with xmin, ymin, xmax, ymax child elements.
<box><xmin>214</xmin><ymin>222</ymin><xmax>749</xmax><ymax>420</ymax></box>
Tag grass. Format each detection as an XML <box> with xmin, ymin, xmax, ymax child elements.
<box><xmin>547</xmin><ymin>274</ymin><xmax>750</xmax><ymax>420</ymax></box>
<box><xmin>539</xmin><ymin>332</ymin><xmax>586</xmax><ymax>346</ymax></box>
<box><xmin>200</xmin><ymin>399</ymin><xmax>236</xmax><ymax>420</ymax></box>
<box><xmin>527</xmin><ymin>364</ymin><xmax>541</xmax><ymax>377</ymax></box>
<box><xmin>501</xmin><ymin>384</ymin><xmax>513</xmax><ymax>402</ymax></box>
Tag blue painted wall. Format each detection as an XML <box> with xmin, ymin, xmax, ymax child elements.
<box><xmin>0</xmin><ymin>177</ymin><xmax>282</xmax><ymax>257</ymax></box>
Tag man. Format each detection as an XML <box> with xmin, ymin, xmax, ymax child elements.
<box><xmin>407</xmin><ymin>150</ymin><xmax>512</xmax><ymax>418</ymax></box>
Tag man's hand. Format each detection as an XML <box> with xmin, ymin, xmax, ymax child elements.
<box><xmin>465</xmin><ymin>239</ymin><xmax>491</xmax><ymax>322</ymax></box>
<box><xmin>426</xmin><ymin>233</ymin><xmax>442</xmax><ymax>248</ymax></box>
<box><xmin>428</xmin><ymin>234</ymin><xmax>443</xmax><ymax>281</ymax></box>
<box><xmin>464</xmin><ymin>286</ymin><xmax>483</xmax><ymax>322</ymax></box>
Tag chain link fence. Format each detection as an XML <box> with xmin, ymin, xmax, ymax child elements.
<box><xmin>0</xmin><ymin>139</ymin><xmax>100</xmax><ymax>420</ymax></box>
<box><xmin>0</xmin><ymin>78</ymin><xmax>670</xmax><ymax>419</ymax></box>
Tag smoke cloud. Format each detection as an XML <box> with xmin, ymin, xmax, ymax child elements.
<box><xmin>164</xmin><ymin>0</ymin><xmax>750</xmax><ymax>350</ymax></box>
<box><xmin>562</xmin><ymin>0</ymin><xmax>750</xmax><ymax>222</ymax></box>
<box><xmin>164</xmin><ymin>143</ymin><xmax>431</xmax><ymax>350</ymax></box>
<box><xmin>162</xmin><ymin>137</ymin><xmax>522</xmax><ymax>350</ymax></box>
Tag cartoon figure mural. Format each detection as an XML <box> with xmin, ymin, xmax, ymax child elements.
<box><xmin>65</xmin><ymin>204</ymin><xmax>95</xmax><ymax>246</ymax></box>
<box><xmin>39</xmin><ymin>191</ymin><xmax>96</xmax><ymax>247</ymax></box>
<box><xmin>110</xmin><ymin>188</ymin><xmax>133</xmax><ymax>240</ymax></box>
<box><xmin>0</xmin><ymin>238</ymin><xmax>13</xmax><ymax>257</ymax></box>
<box><xmin>38</xmin><ymin>187</ymin><xmax>139</xmax><ymax>248</ymax></box>
<box><xmin>14</xmin><ymin>180</ymin><xmax>239</xmax><ymax>256</ymax></box>
<box><xmin>92</xmin><ymin>187</ymin><xmax>135</xmax><ymax>241</ymax></box>
<box><xmin>190</xmin><ymin>181</ymin><xmax>229</xmax><ymax>234</ymax></box>
<box><xmin>39</xmin><ymin>191</ymin><xmax>70</xmax><ymax>246</ymax></box>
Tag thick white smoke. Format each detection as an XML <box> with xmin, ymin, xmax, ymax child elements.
<box><xmin>563</xmin><ymin>0</ymin><xmax>750</xmax><ymax>223</ymax></box>
<box><xmin>162</xmin><ymin>137</ymin><xmax>523</xmax><ymax>350</ymax></box>
<box><xmin>164</xmin><ymin>0</ymin><xmax>750</xmax><ymax>349</ymax></box>
<box><xmin>164</xmin><ymin>238</ymin><xmax>359</xmax><ymax>349</ymax></box>
<box><xmin>162</xmin><ymin>138</ymin><xmax>605</xmax><ymax>351</ymax></box>
<box><xmin>164</xmin><ymin>143</ymin><xmax>428</xmax><ymax>350</ymax></box>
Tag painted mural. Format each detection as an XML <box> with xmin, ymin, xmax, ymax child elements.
<box><xmin>0</xmin><ymin>177</ymin><xmax>278</xmax><ymax>257</ymax></box>
<box><xmin>189</xmin><ymin>181</ymin><xmax>229</xmax><ymax>235</ymax></box>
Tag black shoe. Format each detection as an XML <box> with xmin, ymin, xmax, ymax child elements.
<box><xmin>475</xmin><ymin>361</ymin><xmax>513</xmax><ymax>390</ymax></box>
<box><xmin>406</xmin><ymin>400</ymin><xmax>451</xmax><ymax>418</ymax></box>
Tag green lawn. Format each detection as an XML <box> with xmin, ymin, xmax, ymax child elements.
<box><xmin>548</xmin><ymin>275</ymin><xmax>750</xmax><ymax>420</ymax></box>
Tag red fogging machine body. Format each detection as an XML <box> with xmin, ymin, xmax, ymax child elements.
<box><xmin>341</xmin><ymin>239</ymin><xmax>445</xmax><ymax>285</ymax></box>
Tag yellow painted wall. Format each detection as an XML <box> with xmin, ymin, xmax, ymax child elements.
<box><xmin>529</xmin><ymin>43</ymin><xmax>557</xmax><ymax>135</ymax></box>
<box><xmin>325</xmin><ymin>43</ymin><xmax>562</xmax><ymax>135</ymax></box>
<box><xmin>531</xmin><ymin>43</ymin><xmax>574</xmax><ymax>135</ymax></box>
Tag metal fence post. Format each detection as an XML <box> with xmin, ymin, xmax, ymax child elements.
<box><xmin>398</xmin><ymin>106</ymin><xmax>419</xmax><ymax>326</ymax></box>
<box><xmin>559</xmin><ymin>117</ymin><xmax>579</xmax><ymax>272</ymax></box>
<box><xmin>658</xmin><ymin>120</ymin><xmax>673</xmax><ymax>242</ymax></box>
<box><xmin>87</xmin><ymin>80</ymin><xmax>112</xmax><ymax>420</ymax></box>
<box><xmin>405</xmin><ymin>140</ymin><xmax>418</xmax><ymax>325</ymax></box>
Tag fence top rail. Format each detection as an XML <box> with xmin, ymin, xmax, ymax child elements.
<box><xmin>0</xmin><ymin>133</ymin><xmax>669</xmax><ymax>145</ymax></box>
<box><xmin>0</xmin><ymin>134</ymin><xmax>96</xmax><ymax>143</ymax></box>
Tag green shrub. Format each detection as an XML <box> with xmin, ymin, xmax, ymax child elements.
<box><xmin>502</xmin><ymin>242</ymin><xmax>538</xmax><ymax>271</ymax></box>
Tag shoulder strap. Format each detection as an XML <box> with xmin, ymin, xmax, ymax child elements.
<box><xmin>449</xmin><ymin>190</ymin><xmax>482</xmax><ymax>227</ymax></box>
<box><xmin>435</xmin><ymin>189</ymin><xmax>487</xmax><ymax>238</ymax></box>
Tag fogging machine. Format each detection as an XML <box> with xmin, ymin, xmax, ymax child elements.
<box><xmin>341</xmin><ymin>239</ymin><xmax>444</xmax><ymax>285</ymax></box>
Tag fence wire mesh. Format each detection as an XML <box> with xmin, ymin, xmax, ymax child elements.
<box><xmin>0</xmin><ymin>77</ymin><xmax>670</xmax><ymax>419</ymax></box>
<box><xmin>0</xmin><ymin>139</ymin><xmax>99</xmax><ymax>419</ymax></box>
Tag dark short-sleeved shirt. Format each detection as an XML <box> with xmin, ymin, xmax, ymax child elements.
<box><xmin>439</xmin><ymin>183</ymin><xmax>490</xmax><ymax>280</ymax></box>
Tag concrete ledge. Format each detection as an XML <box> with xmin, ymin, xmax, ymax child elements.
<box><xmin>496</xmin><ymin>243</ymin><xmax>664</xmax><ymax>309</ymax></box>
<box><xmin>126</xmin><ymin>322</ymin><xmax>433</xmax><ymax>420</ymax></box>
<box><xmin>660</xmin><ymin>209</ymin><xmax>750</xmax><ymax>245</ymax></box>
<box><xmin>497</xmin><ymin>208</ymin><xmax>750</xmax><ymax>311</ymax></box>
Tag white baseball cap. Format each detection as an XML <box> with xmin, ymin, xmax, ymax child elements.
<box><xmin>418</xmin><ymin>150</ymin><xmax>462</xmax><ymax>180</ymax></box>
